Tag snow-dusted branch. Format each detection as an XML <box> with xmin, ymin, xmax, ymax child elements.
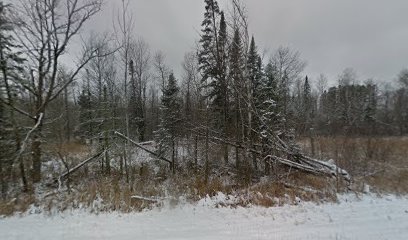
<box><xmin>12</xmin><ymin>113</ymin><xmax>44</xmax><ymax>165</ymax></box>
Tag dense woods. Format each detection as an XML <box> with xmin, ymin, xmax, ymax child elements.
<box><xmin>0</xmin><ymin>0</ymin><xmax>407</xmax><ymax>204</ymax></box>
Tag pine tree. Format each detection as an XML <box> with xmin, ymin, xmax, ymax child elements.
<box><xmin>247</xmin><ymin>36</ymin><xmax>262</xmax><ymax>169</ymax></box>
<box><xmin>155</xmin><ymin>73</ymin><xmax>182</xmax><ymax>172</ymax></box>
<box><xmin>212</xmin><ymin>11</ymin><xmax>228</xmax><ymax>126</ymax></box>
<box><xmin>260</xmin><ymin>63</ymin><xmax>280</xmax><ymax>131</ymax></box>
<box><xmin>198</xmin><ymin>1</ymin><xmax>230</xmax><ymax>165</ymax></box>
<box><xmin>302</xmin><ymin>76</ymin><xmax>313</xmax><ymax>133</ymax></box>
<box><xmin>229</xmin><ymin>27</ymin><xmax>244</xmax><ymax>168</ymax></box>
<box><xmin>198</xmin><ymin>0</ymin><xmax>220</xmax><ymax>82</ymax></box>
<box><xmin>214</xmin><ymin>11</ymin><xmax>230</xmax><ymax>164</ymax></box>
<box><xmin>247</xmin><ymin>37</ymin><xmax>260</xmax><ymax>88</ymax></box>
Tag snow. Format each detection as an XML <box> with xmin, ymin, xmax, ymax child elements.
<box><xmin>1</xmin><ymin>194</ymin><xmax>408</xmax><ymax>240</ymax></box>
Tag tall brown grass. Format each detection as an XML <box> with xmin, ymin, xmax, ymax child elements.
<box><xmin>300</xmin><ymin>136</ymin><xmax>408</xmax><ymax>194</ymax></box>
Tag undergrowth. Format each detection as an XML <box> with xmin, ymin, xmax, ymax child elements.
<box><xmin>1</xmin><ymin>136</ymin><xmax>407</xmax><ymax>216</ymax></box>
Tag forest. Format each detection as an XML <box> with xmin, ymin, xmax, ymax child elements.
<box><xmin>1</xmin><ymin>0</ymin><xmax>408</xmax><ymax>214</ymax></box>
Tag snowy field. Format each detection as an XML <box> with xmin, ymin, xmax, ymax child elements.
<box><xmin>1</xmin><ymin>194</ymin><xmax>407</xmax><ymax>240</ymax></box>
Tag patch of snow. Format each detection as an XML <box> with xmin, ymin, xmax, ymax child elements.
<box><xmin>197</xmin><ymin>192</ymin><xmax>238</xmax><ymax>207</ymax></box>
<box><xmin>363</xmin><ymin>183</ymin><xmax>370</xmax><ymax>194</ymax></box>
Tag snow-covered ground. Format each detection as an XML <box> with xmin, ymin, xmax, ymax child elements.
<box><xmin>1</xmin><ymin>194</ymin><xmax>407</xmax><ymax>240</ymax></box>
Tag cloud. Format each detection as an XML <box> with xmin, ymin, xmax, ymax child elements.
<box><xmin>81</xmin><ymin>0</ymin><xmax>408</xmax><ymax>84</ymax></box>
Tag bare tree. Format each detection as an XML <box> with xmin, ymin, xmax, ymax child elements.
<box><xmin>182</xmin><ymin>51</ymin><xmax>200</xmax><ymax>124</ymax></box>
<box><xmin>338</xmin><ymin>68</ymin><xmax>358</xmax><ymax>86</ymax></box>
<box><xmin>271</xmin><ymin>46</ymin><xmax>306</xmax><ymax>85</ymax></box>
<box><xmin>113</xmin><ymin>0</ymin><xmax>135</xmax><ymax>181</ymax></box>
<box><xmin>153</xmin><ymin>51</ymin><xmax>170</xmax><ymax>90</ymax></box>
<box><xmin>316</xmin><ymin>74</ymin><xmax>328</xmax><ymax>96</ymax></box>
<box><xmin>128</xmin><ymin>38</ymin><xmax>150</xmax><ymax>141</ymax></box>
<box><xmin>12</xmin><ymin>0</ymin><xmax>104</xmax><ymax>183</ymax></box>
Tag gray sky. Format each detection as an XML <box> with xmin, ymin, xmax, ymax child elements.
<box><xmin>81</xmin><ymin>0</ymin><xmax>408</xmax><ymax>85</ymax></box>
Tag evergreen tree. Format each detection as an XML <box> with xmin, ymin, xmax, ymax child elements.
<box><xmin>198</xmin><ymin>1</ymin><xmax>230</xmax><ymax>164</ymax></box>
<box><xmin>198</xmin><ymin>0</ymin><xmax>220</xmax><ymax>82</ymax></box>
<box><xmin>216</xmin><ymin>11</ymin><xmax>230</xmax><ymax>164</ymax></box>
<box><xmin>260</xmin><ymin>62</ymin><xmax>283</xmax><ymax>134</ymax></box>
<box><xmin>247</xmin><ymin>37</ymin><xmax>266</xmax><ymax>129</ymax></box>
<box><xmin>246</xmin><ymin>36</ymin><xmax>263</xmax><ymax>169</ymax></box>
<box><xmin>247</xmin><ymin>37</ymin><xmax>263</xmax><ymax>109</ymax></box>
<box><xmin>229</xmin><ymin>27</ymin><xmax>244</xmax><ymax>167</ymax></box>
<box><xmin>302</xmin><ymin>76</ymin><xmax>313</xmax><ymax>133</ymax></box>
<box><xmin>155</xmin><ymin>73</ymin><xmax>182</xmax><ymax>171</ymax></box>
<box><xmin>211</xmin><ymin>11</ymin><xmax>229</xmax><ymax>132</ymax></box>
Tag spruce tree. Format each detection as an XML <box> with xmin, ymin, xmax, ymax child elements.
<box><xmin>247</xmin><ymin>37</ymin><xmax>264</xmax><ymax>129</ymax></box>
<box><xmin>198</xmin><ymin>0</ymin><xmax>220</xmax><ymax>82</ymax></box>
<box><xmin>303</xmin><ymin>76</ymin><xmax>313</xmax><ymax>132</ymax></box>
<box><xmin>198</xmin><ymin>1</ymin><xmax>230</xmax><ymax>165</ymax></box>
<box><xmin>247</xmin><ymin>36</ymin><xmax>263</xmax><ymax>169</ymax></box>
<box><xmin>155</xmin><ymin>73</ymin><xmax>181</xmax><ymax>172</ymax></box>
<box><xmin>229</xmin><ymin>27</ymin><xmax>244</xmax><ymax>168</ymax></box>
<box><xmin>259</xmin><ymin>62</ymin><xmax>285</xmax><ymax>134</ymax></box>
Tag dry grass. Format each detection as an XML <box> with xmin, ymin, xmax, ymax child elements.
<box><xmin>300</xmin><ymin>136</ymin><xmax>408</xmax><ymax>194</ymax></box>
<box><xmin>0</xmin><ymin>194</ymin><xmax>35</xmax><ymax>216</ymax></box>
<box><xmin>2</xmin><ymin>136</ymin><xmax>407</xmax><ymax>216</ymax></box>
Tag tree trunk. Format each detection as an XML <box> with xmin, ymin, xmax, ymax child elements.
<box><xmin>205</xmin><ymin>121</ymin><xmax>209</xmax><ymax>184</ymax></box>
<box><xmin>64</xmin><ymin>86</ymin><xmax>71</xmax><ymax>141</ymax></box>
<box><xmin>223</xmin><ymin>95</ymin><xmax>229</xmax><ymax>165</ymax></box>
<box><xmin>223</xmin><ymin>143</ymin><xmax>228</xmax><ymax>166</ymax></box>
<box><xmin>0</xmin><ymin>154</ymin><xmax>5</xmax><ymax>200</ymax></box>
<box><xmin>262</xmin><ymin>136</ymin><xmax>270</xmax><ymax>175</ymax></box>
<box><xmin>119</xmin><ymin>155</ymin><xmax>123</xmax><ymax>175</ymax></box>
<box><xmin>172</xmin><ymin>139</ymin><xmax>176</xmax><ymax>174</ymax></box>
<box><xmin>124</xmin><ymin>146</ymin><xmax>129</xmax><ymax>184</ymax></box>
<box><xmin>31</xmin><ymin>122</ymin><xmax>42</xmax><ymax>183</ymax></box>
<box><xmin>194</xmin><ymin>135</ymin><xmax>198</xmax><ymax>171</ymax></box>
<box><xmin>235</xmin><ymin>100</ymin><xmax>241</xmax><ymax>169</ymax></box>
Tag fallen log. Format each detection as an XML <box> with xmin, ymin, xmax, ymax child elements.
<box><xmin>58</xmin><ymin>151</ymin><xmax>105</xmax><ymax>181</ymax></box>
<box><xmin>114</xmin><ymin>131</ymin><xmax>172</xmax><ymax>165</ymax></box>
<box><xmin>131</xmin><ymin>195</ymin><xmax>160</xmax><ymax>202</ymax></box>
<box><xmin>267</xmin><ymin>155</ymin><xmax>351</xmax><ymax>183</ymax></box>
<box><xmin>193</xmin><ymin>130</ymin><xmax>350</xmax><ymax>182</ymax></box>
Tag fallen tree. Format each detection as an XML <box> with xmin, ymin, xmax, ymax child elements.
<box><xmin>114</xmin><ymin>131</ymin><xmax>172</xmax><ymax>166</ymax></box>
<box><xmin>57</xmin><ymin>151</ymin><xmax>105</xmax><ymax>182</ymax></box>
<box><xmin>188</xmin><ymin>125</ymin><xmax>351</xmax><ymax>185</ymax></box>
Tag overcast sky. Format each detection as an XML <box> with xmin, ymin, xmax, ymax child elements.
<box><xmin>80</xmin><ymin>0</ymin><xmax>408</xmax><ymax>85</ymax></box>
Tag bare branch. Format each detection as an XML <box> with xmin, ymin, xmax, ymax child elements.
<box><xmin>12</xmin><ymin>113</ymin><xmax>44</xmax><ymax>165</ymax></box>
